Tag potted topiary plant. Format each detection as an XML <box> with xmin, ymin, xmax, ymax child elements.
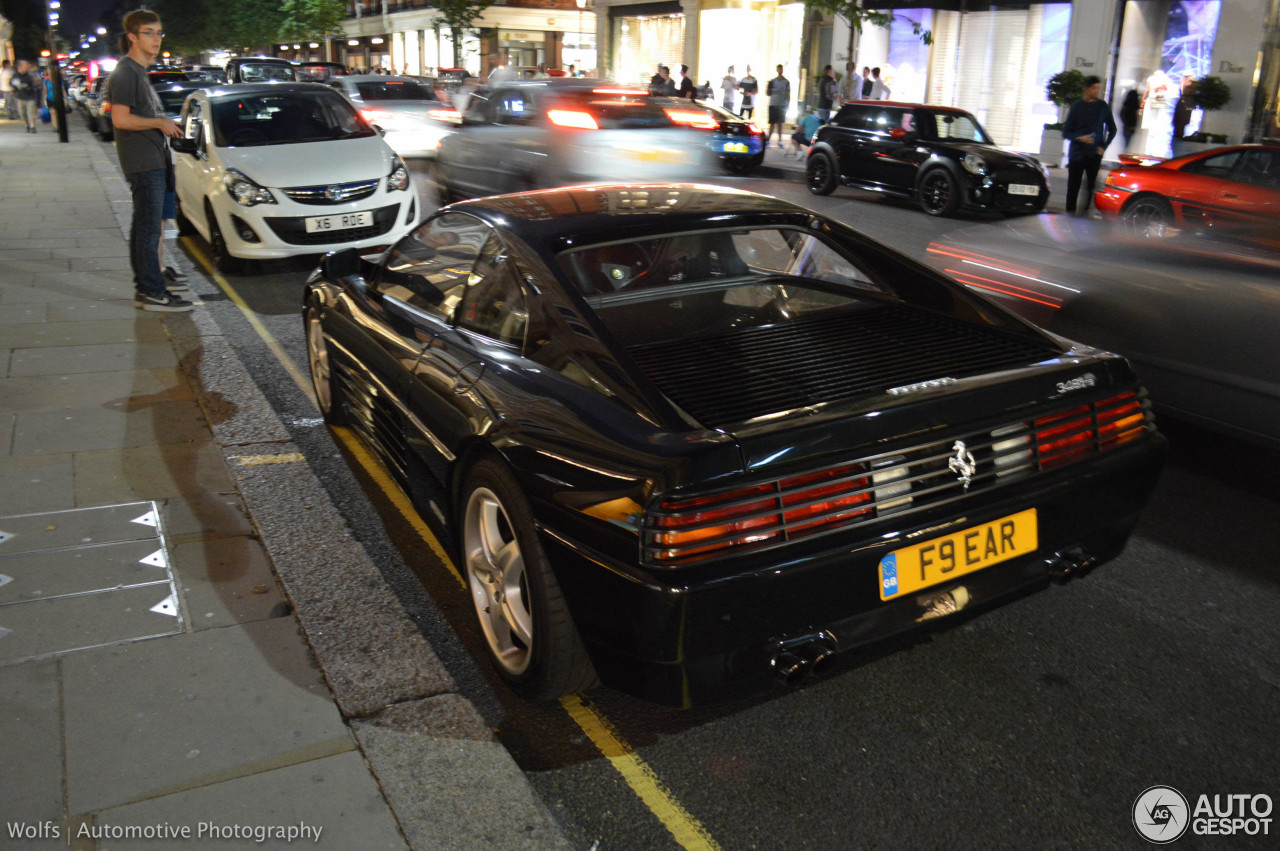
<box><xmin>1039</xmin><ymin>69</ymin><xmax>1086</xmax><ymax>166</ymax></box>
<box><xmin>1173</xmin><ymin>76</ymin><xmax>1233</xmax><ymax>156</ymax></box>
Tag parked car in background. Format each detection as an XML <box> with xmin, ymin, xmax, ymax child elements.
<box><xmin>170</xmin><ymin>83</ymin><xmax>416</xmax><ymax>273</ymax></box>
<box><xmin>295</xmin><ymin>61</ymin><xmax>349</xmax><ymax>83</ymax></box>
<box><xmin>326</xmin><ymin>74</ymin><xmax>460</xmax><ymax>159</ymax></box>
<box><xmin>1095</xmin><ymin>144</ymin><xmax>1280</xmax><ymax>249</ymax></box>
<box><xmin>434</xmin><ymin>79</ymin><xmax>704</xmax><ymax>199</ymax></box>
<box><xmin>807</xmin><ymin>101</ymin><xmax>1050</xmax><ymax>217</ymax></box>
<box><xmin>224</xmin><ymin>56</ymin><xmax>297</xmax><ymax>84</ymax></box>
<box><xmin>182</xmin><ymin>64</ymin><xmax>225</xmax><ymax>82</ymax></box>
<box><xmin>303</xmin><ymin>183</ymin><xmax>1165</xmax><ymax>706</ymax></box>
<box><xmin>82</xmin><ymin>75</ymin><xmax>114</xmax><ymax>141</ymax></box>
<box><xmin>153</xmin><ymin>79</ymin><xmax>217</xmax><ymax>120</ymax></box>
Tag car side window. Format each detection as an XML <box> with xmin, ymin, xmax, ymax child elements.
<box><xmin>1232</xmin><ymin>150</ymin><xmax>1279</xmax><ymax>189</ymax></box>
<box><xmin>1181</xmin><ymin>150</ymin><xmax>1243</xmax><ymax>179</ymax></box>
<box><xmin>457</xmin><ymin>236</ymin><xmax>528</xmax><ymax>347</ymax></box>
<box><xmin>495</xmin><ymin>90</ymin><xmax>536</xmax><ymax>126</ymax></box>
<box><xmin>463</xmin><ymin>91</ymin><xmax>493</xmax><ymax>125</ymax></box>
<box><xmin>377</xmin><ymin>213</ymin><xmax>493</xmax><ymax>322</ymax></box>
<box><xmin>866</xmin><ymin>109</ymin><xmax>896</xmax><ymax>134</ymax></box>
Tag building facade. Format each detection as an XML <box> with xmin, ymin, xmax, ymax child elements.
<box><xmin>330</xmin><ymin>0</ymin><xmax>1275</xmax><ymax>147</ymax></box>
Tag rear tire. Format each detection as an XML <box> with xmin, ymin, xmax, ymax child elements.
<box><xmin>806</xmin><ymin>152</ymin><xmax>838</xmax><ymax>195</ymax></box>
<box><xmin>459</xmin><ymin>456</ymin><xmax>597</xmax><ymax>700</ymax></box>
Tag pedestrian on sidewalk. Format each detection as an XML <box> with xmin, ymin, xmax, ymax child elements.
<box><xmin>108</xmin><ymin>9</ymin><xmax>193</xmax><ymax>312</ymax></box>
<box><xmin>739</xmin><ymin>66</ymin><xmax>757</xmax><ymax>120</ymax></box>
<box><xmin>11</xmin><ymin>59</ymin><xmax>44</xmax><ymax>133</ymax></box>
<box><xmin>839</xmin><ymin>62</ymin><xmax>863</xmax><ymax>108</ymax></box>
<box><xmin>1061</xmin><ymin>74</ymin><xmax>1117</xmax><ymax>217</ymax></box>
<box><xmin>868</xmin><ymin>67</ymin><xmax>890</xmax><ymax>100</ymax></box>
<box><xmin>721</xmin><ymin>65</ymin><xmax>738</xmax><ymax>112</ymax></box>
<box><xmin>0</xmin><ymin>60</ymin><xmax>16</xmax><ymax>121</ymax></box>
<box><xmin>765</xmin><ymin>64</ymin><xmax>790</xmax><ymax>148</ymax></box>
<box><xmin>815</xmin><ymin>64</ymin><xmax>836</xmax><ymax>123</ymax></box>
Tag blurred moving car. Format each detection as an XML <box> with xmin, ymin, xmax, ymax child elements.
<box><xmin>807</xmin><ymin>101</ymin><xmax>1050</xmax><ymax>216</ymax></box>
<box><xmin>925</xmin><ymin>215</ymin><xmax>1280</xmax><ymax>447</ymax></box>
<box><xmin>326</xmin><ymin>74</ymin><xmax>460</xmax><ymax>159</ymax></box>
<box><xmin>1095</xmin><ymin>144</ymin><xmax>1280</xmax><ymax>249</ymax></box>
<box><xmin>673</xmin><ymin>100</ymin><xmax>766</xmax><ymax>174</ymax></box>
<box><xmin>434</xmin><ymin>79</ymin><xmax>704</xmax><ymax>199</ymax></box>
<box><xmin>170</xmin><ymin>83</ymin><xmax>416</xmax><ymax>273</ymax></box>
<box><xmin>224</xmin><ymin>56</ymin><xmax>298</xmax><ymax>84</ymax></box>
<box><xmin>302</xmin><ymin>183</ymin><xmax>1165</xmax><ymax>706</ymax></box>
<box><xmin>295</xmin><ymin>61</ymin><xmax>349</xmax><ymax>82</ymax></box>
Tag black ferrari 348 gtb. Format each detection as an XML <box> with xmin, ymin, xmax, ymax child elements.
<box><xmin>304</xmin><ymin>184</ymin><xmax>1165</xmax><ymax>707</ymax></box>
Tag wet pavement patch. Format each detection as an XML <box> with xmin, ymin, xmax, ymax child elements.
<box><xmin>0</xmin><ymin>502</ymin><xmax>182</xmax><ymax>664</ymax></box>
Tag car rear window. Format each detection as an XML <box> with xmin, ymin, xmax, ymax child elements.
<box><xmin>558</xmin><ymin>227</ymin><xmax>894</xmax><ymax>347</ymax></box>
<box><xmin>354</xmin><ymin>80</ymin><xmax>437</xmax><ymax>101</ymax></box>
<box><xmin>237</xmin><ymin>63</ymin><xmax>295</xmax><ymax>82</ymax></box>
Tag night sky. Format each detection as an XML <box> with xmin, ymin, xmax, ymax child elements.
<box><xmin>55</xmin><ymin>0</ymin><xmax>116</xmax><ymax>45</ymax></box>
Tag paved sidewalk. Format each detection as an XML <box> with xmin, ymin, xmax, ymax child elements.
<box><xmin>0</xmin><ymin>118</ymin><xmax>568</xmax><ymax>849</ymax></box>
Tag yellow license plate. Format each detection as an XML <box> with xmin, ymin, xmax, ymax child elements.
<box><xmin>878</xmin><ymin>509</ymin><xmax>1038</xmax><ymax>600</ymax></box>
<box><xmin>723</xmin><ymin>142</ymin><xmax>749</xmax><ymax>153</ymax></box>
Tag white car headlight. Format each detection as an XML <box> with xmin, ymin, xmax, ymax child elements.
<box><xmin>962</xmin><ymin>153</ymin><xmax>987</xmax><ymax>176</ymax></box>
<box><xmin>224</xmin><ymin>169</ymin><xmax>276</xmax><ymax>206</ymax></box>
<box><xmin>387</xmin><ymin>154</ymin><xmax>410</xmax><ymax>192</ymax></box>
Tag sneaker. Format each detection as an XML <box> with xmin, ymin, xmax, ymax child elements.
<box><xmin>163</xmin><ymin>265</ymin><xmax>189</xmax><ymax>282</ymax></box>
<box><xmin>166</xmin><ymin>283</ymin><xmax>191</xmax><ymax>294</ymax></box>
<box><xmin>134</xmin><ymin>291</ymin><xmax>194</xmax><ymax>312</ymax></box>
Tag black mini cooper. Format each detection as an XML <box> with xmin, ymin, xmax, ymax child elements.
<box><xmin>806</xmin><ymin>101</ymin><xmax>1051</xmax><ymax>216</ymax></box>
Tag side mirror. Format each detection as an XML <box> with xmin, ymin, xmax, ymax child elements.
<box><xmin>320</xmin><ymin>247</ymin><xmax>362</xmax><ymax>280</ymax></box>
<box><xmin>889</xmin><ymin>127</ymin><xmax>910</xmax><ymax>140</ymax></box>
<box><xmin>170</xmin><ymin>137</ymin><xmax>198</xmax><ymax>155</ymax></box>
<box><xmin>372</xmin><ymin>124</ymin><xmax>385</xmax><ymax>136</ymax></box>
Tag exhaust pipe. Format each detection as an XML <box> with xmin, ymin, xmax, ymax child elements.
<box><xmin>771</xmin><ymin>631</ymin><xmax>840</xmax><ymax>685</ymax></box>
<box><xmin>1048</xmin><ymin>549</ymin><xmax>1099</xmax><ymax>583</ymax></box>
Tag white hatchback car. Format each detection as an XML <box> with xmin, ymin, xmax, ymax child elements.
<box><xmin>171</xmin><ymin>83</ymin><xmax>417</xmax><ymax>273</ymax></box>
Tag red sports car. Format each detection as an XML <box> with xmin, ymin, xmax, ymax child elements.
<box><xmin>1095</xmin><ymin>144</ymin><xmax>1280</xmax><ymax>248</ymax></box>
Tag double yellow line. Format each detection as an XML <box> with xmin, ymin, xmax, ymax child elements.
<box><xmin>188</xmin><ymin>241</ymin><xmax>721</xmax><ymax>850</ymax></box>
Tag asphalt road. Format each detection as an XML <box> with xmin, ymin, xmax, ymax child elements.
<box><xmin>181</xmin><ymin>165</ymin><xmax>1280</xmax><ymax>850</ymax></box>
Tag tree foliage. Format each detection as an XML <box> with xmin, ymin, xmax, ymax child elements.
<box><xmin>435</xmin><ymin>0</ymin><xmax>497</xmax><ymax>65</ymax></box>
<box><xmin>2</xmin><ymin>0</ymin><xmax>51</xmax><ymax>60</ymax></box>
<box><xmin>278</xmin><ymin>0</ymin><xmax>346</xmax><ymax>45</ymax></box>
<box><xmin>1045</xmin><ymin>69</ymin><xmax>1086</xmax><ymax>106</ymax></box>
<box><xmin>801</xmin><ymin>0</ymin><xmax>932</xmax><ymax>45</ymax></box>
<box><xmin>1192</xmin><ymin>75</ymin><xmax>1231</xmax><ymax>111</ymax></box>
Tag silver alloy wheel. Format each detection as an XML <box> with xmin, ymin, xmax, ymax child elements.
<box><xmin>306</xmin><ymin>309</ymin><xmax>332</xmax><ymax>416</ymax></box>
<box><xmin>1125</xmin><ymin>197</ymin><xmax>1172</xmax><ymax>239</ymax></box>
<box><xmin>463</xmin><ymin>486</ymin><xmax>534</xmax><ymax>676</ymax></box>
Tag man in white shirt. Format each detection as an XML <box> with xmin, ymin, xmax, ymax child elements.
<box><xmin>868</xmin><ymin>67</ymin><xmax>891</xmax><ymax>100</ymax></box>
<box><xmin>720</xmin><ymin>66</ymin><xmax>737</xmax><ymax>112</ymax></box>
<box><xmin>838</xmin><ymin>61</ymin><xmax>862</xmax><ymax>107</ymax></box>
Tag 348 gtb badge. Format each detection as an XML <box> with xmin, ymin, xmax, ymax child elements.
<box><xmin>304</xmin><ymin>184</ymin><xmax>1166</xmax><ymax>707</ymax></box>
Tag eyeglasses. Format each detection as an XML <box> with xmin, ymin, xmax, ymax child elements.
<box><xmin>137</xmin><ymin>29</ymin><xmax>165</xmax><ymax>38</ymax></box>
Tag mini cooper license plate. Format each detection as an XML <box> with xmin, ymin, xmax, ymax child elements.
<box><xmin>878</xmin><ymin>509</ymin><xmax>1038</xmax><ymax>600</ymax></box>
<box><xmin>1008</xmin><ymin>184</ymin><xmax>1040</xmax><ymax>196</ymax></box>
<box><xmin>304</xmin><ymin>211</ymin><xmax>373</xmax><ymax>233</ymax></box>
<box><xmin>723</xmin><ymin>142</ymin><xmax>750</xmax><ymax>153</ymax></box>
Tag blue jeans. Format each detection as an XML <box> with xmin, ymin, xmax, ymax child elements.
<box><xmin>126</xmin><ymin>169</ymin><xmax>167</xmax><ymax>298</ymax></box>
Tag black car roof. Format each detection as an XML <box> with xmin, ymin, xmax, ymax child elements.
<box><xmin>448</xmin><ymin>184</ymin><xmax>820</xmax><ymax>249</ymax></box>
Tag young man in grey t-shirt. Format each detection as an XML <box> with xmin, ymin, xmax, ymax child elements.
<box><xmin>108</xmin><ymin>9</ymin><xmax>191</xmax><ymax>311</ymax></box>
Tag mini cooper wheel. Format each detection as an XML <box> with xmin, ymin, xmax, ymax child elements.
<box><xmin>461</xmin><ymin>456</ymin><xmax>596</xmax><ymax>700</ymax></box>
<box><xmin>1123</xmin><ymin>196</ymin><xmax>1174</xmax><ymax>239</ymax></box>
<box><xmin>305</xmin><ymin>302</ymin><xmax>345</xmax><ymax>425</ymax></box>
<box><xmin>918</xmin><ymin>168</ymin><xmax>959</xmax><ymax>216</ymax></box>
<box><xmin>807</xmin><ymin>152</ymin><xmax>838</xmax><ymax>195</ymax></box>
